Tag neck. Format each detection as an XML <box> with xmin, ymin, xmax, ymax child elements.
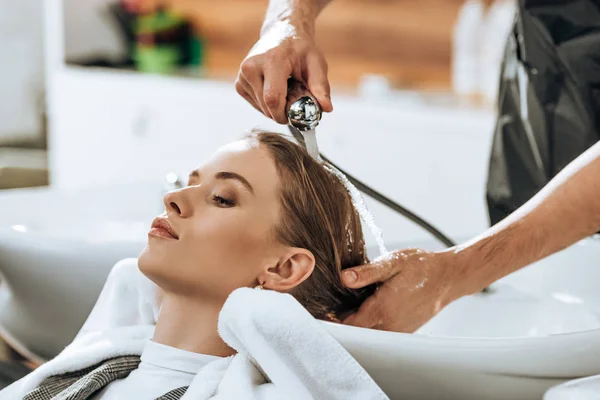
<box><xmin>152</xmin><ymin>292</ymin><xmax>235</xmax><ymax>357</ymax></box>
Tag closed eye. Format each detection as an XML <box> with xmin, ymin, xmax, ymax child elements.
<box><xmin>212</xmin><ymin>195</ymin><xmax>235</xmax><ymax>207</ymax></box>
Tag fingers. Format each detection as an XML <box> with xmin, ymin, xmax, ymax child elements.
<box><xmin>235</xmin><ymin>76</ymin><xmax>263</xmax><ymax>114</ymax></box>
<box><xmin>239</xmin><ymin>59</ymin><xmax>271</xmax><ymax>119</ymax></box>
<box><xmin>342</xmin><ymin>262</ymin><xmax>399</xmax><ymax>289</ymax></box>
<box><xmin>237</xmin><ymin>37</ymin><xmax>332</xmax><ymax>122</ymax></box>
<box><xmin>305</xmin><ymin>53</ymin><xmax>333</xmax><ymax>113</ymax></box>
<box><xmin>263</xmin><ymin>63</ymin><xmax>293</xmax><ymax>124</ymax></box>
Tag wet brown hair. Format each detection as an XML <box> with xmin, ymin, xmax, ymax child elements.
<box><xmin>250</xmin><ymin>131</ymin><xmax>376</xmax><ymax>321</ymax></box>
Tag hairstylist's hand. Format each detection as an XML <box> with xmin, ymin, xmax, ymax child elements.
<box><xmin>341</xmin><ymin>249</ymin><xmax>461</xmax><ymax>333</ymax></box>
<box><xmin>236</xmin><ymin>21</ymin><xmax>333</xmax><ymax>124</ymax></box>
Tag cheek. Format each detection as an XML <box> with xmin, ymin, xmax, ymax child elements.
<box><xmin>179</xmin><ymin>212</ymin><xmax>275</xmax><ymax>292</ymax></box>
<box><xmin>195</xmin><ymin>213</ymin><xmax>272</xmax><ymax>265</ymax></box>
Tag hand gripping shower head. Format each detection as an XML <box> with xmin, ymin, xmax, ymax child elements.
<box><xmin>286</xmin><ymin>81</ymin><xmax>322</xmax><ymax>160</ymax></box>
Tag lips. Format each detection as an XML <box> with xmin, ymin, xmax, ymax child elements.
<box><xmin>149</xmin><ymin>217</ymin><xmax>179</xmax><ymax>240</ymax></box>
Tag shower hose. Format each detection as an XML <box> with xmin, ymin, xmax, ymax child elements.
<box><xmin>288</xmin><ymin>126</ymin><xmax>457</xmax><ymax>249</ymax></box>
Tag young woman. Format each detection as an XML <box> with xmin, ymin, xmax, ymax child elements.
<box><xmin>2</xmin><ymin>131</ymin><xmax>383</xmax><ymax>400</ymax></box>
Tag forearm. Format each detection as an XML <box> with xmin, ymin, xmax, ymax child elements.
<box><xmin>261</xmin><ymin>0</ymin><xmax>332</xmax><ymax>36</ymax></box>
<box><xmin>451</xmin><ymin>142</ymin><xmax>600</xmax><ymax>297</ymax></box>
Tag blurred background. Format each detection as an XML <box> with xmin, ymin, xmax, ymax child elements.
<box><xmin>0</xmin><ymin>0</ymin><xmax>514</xmax><ymax>188</ymax></box>
<box><xmin>0</xmin><ymin>0</ymin><xmax>515</xmax><ymax>217</ymax></box>
<box><xmin>62</xmin><ymin>0</ymin><xmax>508</xmax><ymax>90</ymax></box>
<box><xmin>0</xmin><ymin>0</ymin><xmax>516</xmax><ymax>379</ymax></box>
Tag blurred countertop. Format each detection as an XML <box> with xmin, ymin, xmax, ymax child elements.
<box><xmin>0</xmin><ymin>148</ymin><xmax>48</xmax><ymax>190</ymax></box>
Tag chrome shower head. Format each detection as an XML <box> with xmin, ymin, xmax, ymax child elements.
<box><xmin>286</xmin><ymin>80</ymin><xmax>322</xmax><ymax>160</ymax></box>
<box><xmin>287</xmin><ymin>96</ymin><xmax>322</xmax><ymax>132</ymax></box>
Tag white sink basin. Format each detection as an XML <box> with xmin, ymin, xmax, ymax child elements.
<box><xmin>418</xmin><ymin>282</ymin><xmax>600</xmax><ymax>338</ymax></box>
<box><xmin>1</xmin><ymin>184</ymin><xmax>600</xmax><ymax>399</ymax></box>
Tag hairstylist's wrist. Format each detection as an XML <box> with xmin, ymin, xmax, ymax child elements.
<box><xmin>261</xmin><ymin>0</ymin><xmax>317</xmax><ymax>38</ymax></box>
<box><xmin>261</xmin><ymin>18</ymin><xmax>315</xmax><ymax>40</ymax></box>
<box><xmin>437</xmin><ymin>246</ymin><xmax>485</xmax><ymax>305</ymax></box>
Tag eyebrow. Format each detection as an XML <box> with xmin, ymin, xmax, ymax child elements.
<box><xmin>216</xmin><ymin>171</ymin><xmax>254</xmax><ymax>195</ymax></box>
<box><xmin>188</xmin><ymin>169</ymin><xmax>254</xmax><ymax>195</ymax></box>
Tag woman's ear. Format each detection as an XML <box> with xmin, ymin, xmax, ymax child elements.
<box><xmin>260</xmin><ymin>248</ymin><xmax>315</xmax><ymax>291</ymax></box>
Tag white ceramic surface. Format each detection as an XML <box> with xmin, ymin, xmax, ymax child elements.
<box><xmin>544</xmin><ymin>374</ymin><xmax>600</xmax><ymax>400</ymax></box>
<box><xmin>2</xmin><ymin>184</ymin><xmax>600</xmax><ymax>399</ymax></box>
<box><xmin>325</xmin><ymin>281</ymin><xmax>600</xmax><ymax>399</ymax></box>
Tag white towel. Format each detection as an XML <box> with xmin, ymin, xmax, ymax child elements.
<box><xmin>75</xmin><ymin>258</ymin><xmax>161</xmax><ymax>338</ymax></box>
<box><xmin>1</xmin><ymin>258</ymin><xmax>388</xmax><ymax>400</ymax></box>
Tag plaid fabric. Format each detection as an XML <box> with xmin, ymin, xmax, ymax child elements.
<box><xmin>156</xmin><ymin>386</ymin><xmax>188</xmax><ymax>400</ymax></box>
<box><xmin>22</xmin><ymin>355</ymin><xmax>188</xmax><ymax>400</ymax></box>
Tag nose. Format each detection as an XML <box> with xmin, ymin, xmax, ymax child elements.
<box><xmin>163</xmin><ymin>188</ymin><xmax>193</xmax><ymax>218</ymax></box>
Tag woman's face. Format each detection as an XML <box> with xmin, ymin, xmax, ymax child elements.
<box><xmin>138</xmin><ymin>139</ymin><xmax>285</xmax><ymax>301</ymax></box>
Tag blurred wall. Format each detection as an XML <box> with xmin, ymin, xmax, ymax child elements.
<box><xmin>48</xmin><ymin>69</ymin><xmax>495</xmax><ymax>243</ymax></box>
<box><xmin>0</xmin><ymin>0</ymin><xmax>44</xmax><ymax>146</ymax></box>
<box><xmin>0</xmin><ymin>0</ymin><xmax>126</xmax><ymax>147</ymax></box>
<box><xmin>63</xmin><ymin>0</ymin><xmax>126</xmax><ymax>63</ymax></box>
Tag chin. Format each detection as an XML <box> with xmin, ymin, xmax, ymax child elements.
<box><xmin>138</xmin><ymin>245</ymin><xmax>164</xmax><ymax>282</ymax></box>
<box><xmin>138</xmin><ymin>246</ymin><xmax>188</xmax><ymax>293</ymax></box>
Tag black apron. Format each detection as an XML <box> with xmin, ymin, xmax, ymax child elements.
<box><xmin>486</xmin><ymin>0</ymin><xmax>600</xmax><ymax>225</ymax></box>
